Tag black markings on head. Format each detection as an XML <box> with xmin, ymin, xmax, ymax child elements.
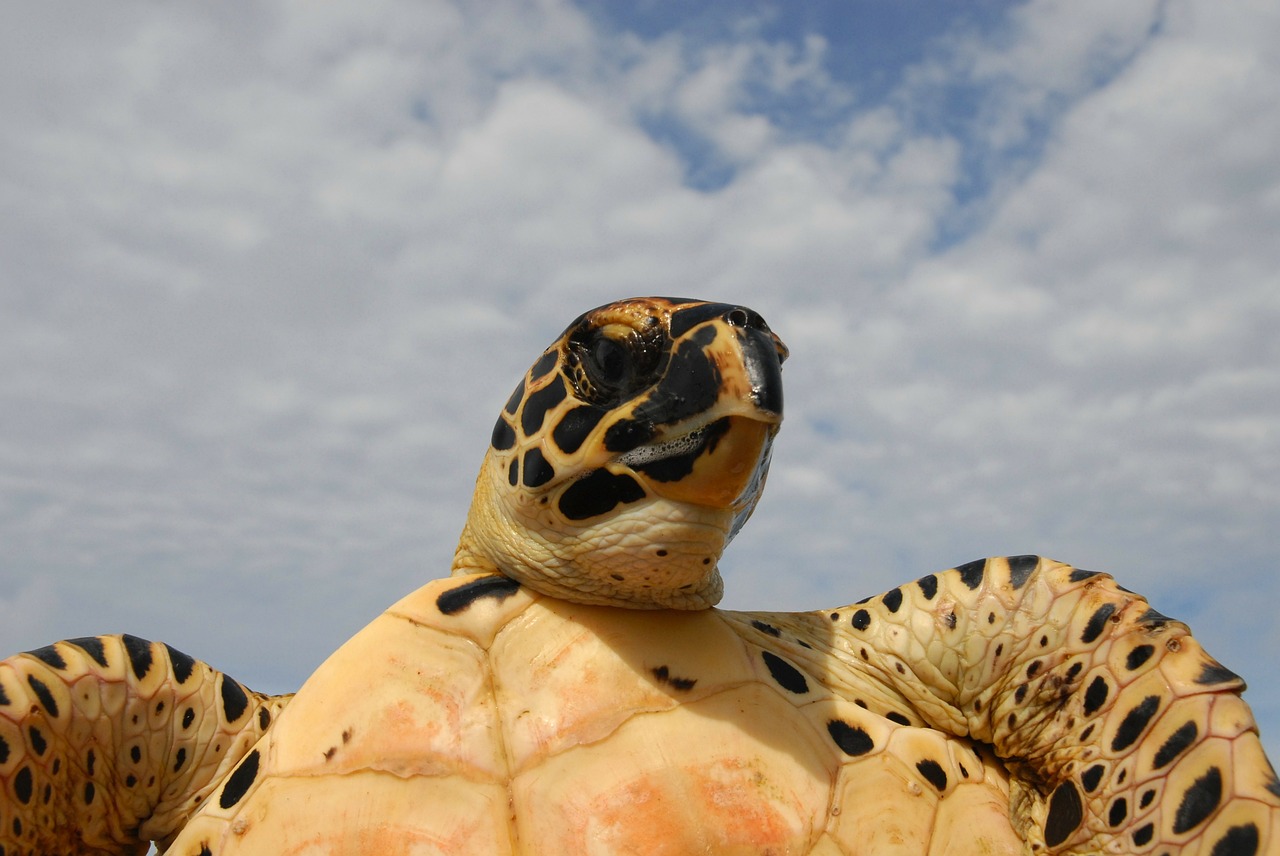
<box><xmin>850</xmin><ymin>609</ymin><xmax>871</xmax><ymax>631</ymax></box>
<box><xmin>503</xmin><ymin>380</ymin><xmax>525</xmax><ymax>415</ymax></box>
<box><xmin>26</xmin><ymin>675</ymin><xmax>59</xmax><ymax>718</ymax></box>
<box><xmin>552</xmin><ymin>405</ymin><xmax>606</xmax><ymax>455</ymax></box>
<box><xmin>1210</xmin><ymin>824</ymin><xmax>1260</xmax><ymax>856</ymax></box>
<box><xmin>625</xmin><ymin>326</ymin><xmax>722</xmax><ymax>430</ymax></box>
<box><xmin>520</xmin><ymin>377</ymin><xmax>568</xmax><ymax>438</ymax></box>
<box><xmin>1110</xmin><ymin>694</ymin><xmax>1160</xmax><ymax>752</ymax></box>
<box><xmin>1173</xmin><ymin>766</ymin><xmax>1223</xmax><ymax>834</ymax></box>
<box><xmin>882</xmin><ymin>588</ymin><xmax>903</xmax><ymax>613</ymax></box>
<box><xmin>650</xmin><ymin>665</ymin><xmax>697</xmax><ymax>691</ymax></box>
<box><xmin>1080</xmin><ymin>602</ymin><xmax>1117</xmax><ymax>645</ymax></box>
<box><xmin>491</xmin><ymin>417</ymin><xmax>516</xmax><ymax>451</ymax></box>
<box><xmin>826</xmin><ymin>719</ymin><xmax>874</xmax><ymax>756</ymax></box>
<box><xmin>1153</xmin><ymin>721</ymin><xmax>1198</xmax><ymax>770</ymax></box>
<box><xmin>521</xmin><ymin>448</ymin><xmax>555</xmax><ymax>488</ymax></box>
<box><xmin>633</xmin><ymin>418</ymin><xmax>731</xmax><ymax>483</ymax></box>
<box><xmin>1044</xmin><ymin>780</ymin><xmax>1083</xmax><ymax>847</ymax></box>
<box><xmin>1196</xmin><ymin>661</ymin><xmax>1243</xmax><ymax>687</ymax></box>
<box><xmin>24</xmin><ymin>644</ymin><xmax>67</xmax><ymax>670</ymax></box>
<box><xmin>761</xmin><ymin>651</ymin><xmax>809</xmax><ymax>694</ymax></box>
<box><xmin>956</xmin><ymin>559</ymin><xmax>986</xmax><ymax>590</ymax></box>
<box><xmin>1126</xmin><ymin>644</ymin><xmax>1154</xmax><ymax>671</ymax></box>
<box><xmin>1139</xmin><ymin>606</ymin><xmax>1173</xmax><ymax>627</ymax></box>
<box><xmin>13</xmin><ymin>766</ymin><xmax>33</xmax><ymax>804</ymax></box>
<box><xmin>1108</xmin><ymin>796</ymin><xmax>1128</xmax><ymax>827</ymax></box>
<box><xmin>121</xmin><ymin>634</ymin><xmax>154</xmax><ymax>680</ymax></box>
<box><xmin>221</xmin><ymin>677</ymin><xmax>250</xmax><ymax>723</ymax></box>
<box><xmin>27</xmin><ymin>726</ymin><xmax>46</xmax><ymax>756</ymax></box>
<box><xmin>916</xmin><ymin>759</ymin><xmax>948</xmax><ymax>792</ymax></box>
<box><xmin>1082</xmin><ymin>675</ymin><xmax>1109</xmax><ymax>716</ymax></box>
<box><xmin>750</xmin><ymin>620</ymin><xmax>781</xmax><ymax>637</ymax></box>
<box><xmin>558</xmin><ymin>469</ymin><xmax>646</xmax><ymax>520</ymax></box>
<box><xmin>218</xmin><ymin>748</ymin><xmax>260</xmax><ymax>810</ymax></box>
<box><xmin>1007</xmin><ymin>554</ymin><xmax>1037</xmax><ymax>588</ymax></box>
<box><xmin>667</xmin><ymin>302</ymin><xmax>735</xmax><ymax>340</ymax></box>
<box><xmin>508</xmin><ymin>459</ymin><xmax>519</xmax><ymax>486</ymax></box>
<box><xmin>1081</xmin><ymin>763</ymin><xmax>1106</xmax><ymax>793</ymax></box>
<box><xmin>916</xmin><ymin>574</ymin><xmax>938</xmax><ymax>600</ymax></box>
<box><xmin>436</xmin><ymin>575</ymin><xmax>522</xmax><ymax>615</ymax></box>
<box><xmin>528</xmin><ymin>350</ymin><xmax>558</xmax><ymax>383</ymax></box>
<box><xmin>1068</xmin><ymin>568</ymin><xmax>1101</xmax><ymax>582</ymax></box>
<box><xmin>164</xmin><ymin>643</ymin><xmax>197</xmax><ymax>684</ymax></box>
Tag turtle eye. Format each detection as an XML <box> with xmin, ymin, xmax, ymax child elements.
<box><xmin>586</xmin><ymin>335</ymin><xmax>631</xmax><ymax>389</ymax></box>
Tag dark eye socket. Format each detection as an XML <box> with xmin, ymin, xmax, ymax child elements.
<box><xmin>586</xmin><ymin>335</ymin><xmax>630</xmax><ymax>388</ymax></box>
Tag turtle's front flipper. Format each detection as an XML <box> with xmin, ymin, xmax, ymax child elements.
<box><xmin>840</xmin><ymin>555</ymin><xmax>1280</xmax><ymax>855</ymax></box>
<box><xmin>0</xmin><ymin>635</ymin><xmax>289</xmax><ymax>855</ymax></box>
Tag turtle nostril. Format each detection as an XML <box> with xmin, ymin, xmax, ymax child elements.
<box><xmin>726</xmin><ymin>308</ymin><xmax>750</xmax><ymax>328</ymax></box>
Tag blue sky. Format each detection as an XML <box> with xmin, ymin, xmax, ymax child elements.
<box><xmin>3</xmin><ymin>0</ymin><xmax>1279</xmax><ymax>772</ymax></box>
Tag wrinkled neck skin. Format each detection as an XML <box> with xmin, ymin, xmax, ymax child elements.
<box><xmin>452</xmin><ymin>451</ymin><xmax>730</xmax><ymax>610</ymax></box>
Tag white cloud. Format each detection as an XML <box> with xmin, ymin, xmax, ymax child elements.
<box><xmin>2</xmin><ymin>0</ymin><xmax>1279</xmax><ymax>771</ymax></box>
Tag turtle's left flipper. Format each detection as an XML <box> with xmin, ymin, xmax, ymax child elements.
<box><xmin>0</xmin><ymin>635</ymin><xmax>289</xmax><ymax>855</ymax></box>
<box><xmin>842</xmin><ymin>555</ymin><xmax>1280</xmax><ymax>855</ymax></box>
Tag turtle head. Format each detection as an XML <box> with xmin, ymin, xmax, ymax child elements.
<box><xmin>453</xmin><ymin>297</ymin><xmax>787</xmax><ymax>609</ymax></box>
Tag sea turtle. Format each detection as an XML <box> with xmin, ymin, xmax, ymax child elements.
<box><xmin>2</xmin><ymin>296</ymin><xmax>1277</xmax><ymax>855</ymax></box>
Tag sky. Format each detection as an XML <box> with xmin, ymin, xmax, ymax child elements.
<box><xmin>3</xmin><ymin>0</ymin><xmax>1279</xmax><ymax>768</ymax></box>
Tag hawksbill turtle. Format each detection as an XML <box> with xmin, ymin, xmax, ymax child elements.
<box><xmin>1</xmin><ymin>297</ymin><xmax>1277</xmax><ymax>855</ymax></box>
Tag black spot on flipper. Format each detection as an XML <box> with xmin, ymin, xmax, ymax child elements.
<box><xmin>551</xmin><ymin>405</ymin><xmax>606</xmax><ymax>455</ymax></box>
<box><xmin>521</xmin><ymin>447</ymin><xmax>555</xmax><ymax>488</ymax></box>
<box><xmin>28</xmin><ymin>726</ymin><xmax>47</xmax><ymax>756</ymax></box>
<box><xmin>650</xmin><ymin>665</ymin><xmax>697</xmax><ymax>691</ymax></box>
<box><xmin>182</xmin><ymin>707</ymin><xmax>196</xmax><ymax>729</ymax></box>
<box><xmin>164</xmin><ymin>643</ymin><xmax>197</xmax><ymax>684</ymax></box>
<box><xmin>750</xmin><ymin>620</ymin><xmax>781</xmax><ymax>637</ymax></box>
<box><xmin>1210</xmin><ymin>824</ymin><xmax>1260</xmax><ymax>856</ymax></box>
<box><xmin>1133</xmin><ymin>822</ymin><xmax>1154</xmax><ymax>847</ymax></box>
<box><xmin>24</xmin><ymin>644</ymin><xmax>66</xmax><ymax>670</ymax></box>
<box><xmin>885</xmin><ymin>711</ymin><xmax>911</xmax><ymax>726</ymax></box>
<box><xmin>1196</xmin><ymin>661</ymin><xmax>1244</xmax><ymax>687</ymax></box>
<box><xmin>26</xmin><ymin>675</ymin><xmax>59</xmax><ymax>718</ymax></box>
<box><xmin>520</xmin><ymin>377</ymin><xmax>568</xmax><ymax>438</ymax></box>
<box><xmin>1108</xmin><ymin>796</ymin><xmax>1128</xmax><ymax>827</ymax></box>
<box><xmin>761</xmin><ymin>651</ymin><xmax>809</xmax><ymax>694</ymax></box>
<box><xmin>67</xmin><ymin>636</ymin><xmax>109</xmax><ymax>668</ymax></box>
<box><xmin>1172</xmin><ymin>766</ymin><xmax>1223</xmax><ymax>834</ymax></box>
<box><xmin>1110</xmin><ymin>695</ymin><xmax>1160</xmax><ymax>752</ymax></box>
<box><xmin>850</xmin><ymin>609</ymin><xmax>871</xmax><ymax>631</ymax></box>
<box><xmin>218</xmin><ymin>748</ymin><xmax>260</xmax><ymax>810</ymax></box>
<box><xmin>956</xmin><ymin>558</ymin><xmax>986</xmax><ymax>590</ymax></box>
<box><xmin>1007</xmin><ymin>554</ymin><xmax>1038</xmax><ymax>588</ymax></box>
<box><xmin>198</xmin><ymin>845</ymin><xmax>214</xmax><ymax>856</ymax></box>
<box><xmin>1044</xmin><ymin>780</ymin><xmax>1083</xmax><ymax>847</ymax></box>
<box><xmin>220</xmin><ymin>676</ymin><xmax>250</xmax><ymax>723</ymax></box>
<box><xmin>0</xmin><ymin>680</ymin><xmax>8</xmax><ymax>706</ymax></box>
<box><xmin>1139</xmin><ymin>606</ymin><xmax>1174</xmax><ymax>627</ymax></box>
<box><xmin>558</xmin><ymin>469</ymin><xmax>646</xmax><ymax>520</ymax></box>
<box><xmin>916</xmin><ymin>574</ymin><xmax>938</xmax><ymax>600</ymax></box>
<box><xmin>436</xmin><ymin>575</ymin><xmax>522</xmax><ymax>615</ymax></box>
<box><xmin>1081</xmin><ymin>763</ymin><xmax>1106</xmax><ymax>793</ymax></box>
<box><xmin>915</xmin><ymin>759</ymin><xmax>948</xmax><ymax>792</ymax></box>
<box><xmin>1152</xmin><ymin>721</ymin><xmax>1198</xmax><ymax>770</ymax></box>
<box><xmin>1069</xmin><ymin>568</ymin><xmax>1101</xmax><ymax>582</ymax></box>
<box><xmin>1080</xmin><ymin>602</ymin><xmax>1117</xmax><ymax>645</ymax></box>
<box><xmin>1082</xmin><ymin>675</ymin><xmax>1109</xmax><ymax>716</ymax></box>
<box><xmin>1126</xmin><ymin>644</ymin><xmax>1154</xmax><ymax>671</ymax></box>
<box><xmin>13</xmin><ymin>766</ymin><xmax>33</xmax><ymax>804</ymax></box>
<box><xmin>881</xmin><ymin>587</ymin><xmax>903</xmax><ymax>613</ymax></box>
<box><xmin>491</xmin><ymin>417</ymin><xmax>516</xmax><ymax>451</ymax></box>
<box><xmin>0</xmin><ymin>734</ymin><xmax>8</xmax><ymax>764</ymax></box>
<box><xmin>121</xmin><ymin>634</ymin><xmax>154</xmax><ymax>680</ymax></box>
<box><xmin>174</xmin><ymin>747</ymin><xmax>187</xmax><ymax>772</ymax></box>
<box><xmin>259</xmin><ymin>707</ymin><xmax>271</xmax><ymax>729</ymax></box>
<box><xmin>826</xmin><ymin>720</ymin><xmax>874</xmax><ymax>756</ymax></box>
<box><xmin>84</xmin><ymin>781</ymin><xmax>95</xmax><ymax>805</ymax></box>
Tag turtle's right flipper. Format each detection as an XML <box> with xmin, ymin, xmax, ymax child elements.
<box><xmin>0</xmin><ymin>635</ymin><xmax>290</xmax><ymax>855</ymax></box>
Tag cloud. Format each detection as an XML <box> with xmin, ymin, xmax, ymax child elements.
<box><xmin>2</xmin><ymin>0</ymin><xmax>1279</xmax><ymax>772</ymax></box>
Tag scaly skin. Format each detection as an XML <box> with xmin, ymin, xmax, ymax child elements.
<box><xmin>740</xmin><ymin>555</ymin><xmax>1280</xmax><ymax>854</ymax></box>
<box><xmin>0</xmin><ymin>636</ymin><xmax>288</xmax><ymax>855</ymax></box>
